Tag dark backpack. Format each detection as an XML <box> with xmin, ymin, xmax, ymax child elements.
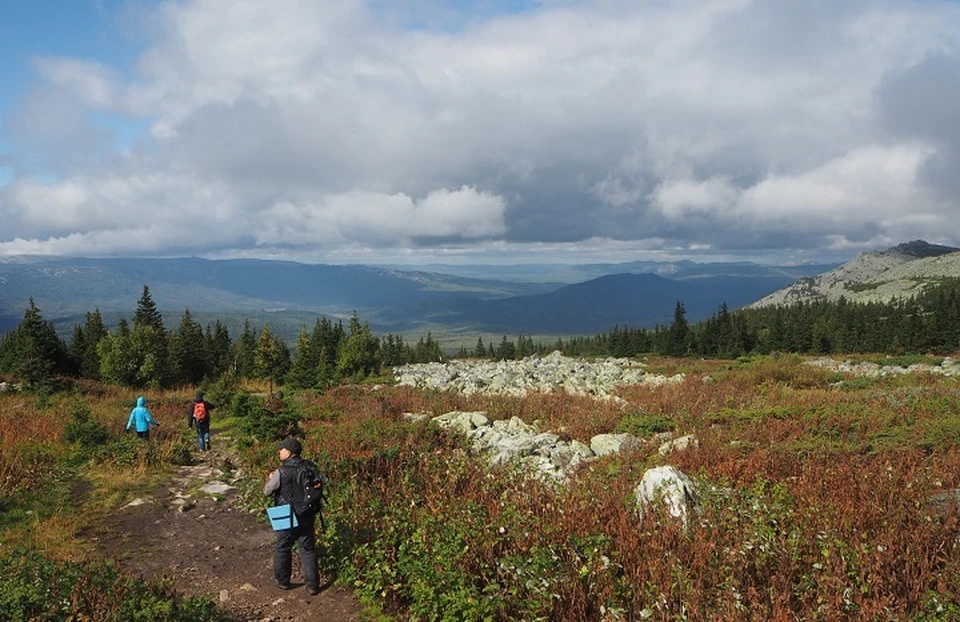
<box><xmin>281</xmin><ymin>461</ymin><xmax>327</xmax><ymax>518</ymax></box>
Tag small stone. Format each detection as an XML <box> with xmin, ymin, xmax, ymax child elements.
<box><xmin>238</xmin><ymin>583</ymin><xmax>257</xmax><ymax>592</ymax></box>
<box><xmin>200</xmin><ymin>481</ymin><xmax>237</xmax><ymax>495</ymax></box>
<box><xmin>219</xmin><ymin>589</ymin><xmax>229</xmax><ymax>602</ymax></box>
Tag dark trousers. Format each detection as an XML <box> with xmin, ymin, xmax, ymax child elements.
<box><xmin>274</xmin><ymin>513</ymin><xmax>319</xmax><ymax>588</ymax></box>
<box><xmin>136</xmin><ymin>430</ymin><xmax>150</xmax><ymax>440</ymax></box>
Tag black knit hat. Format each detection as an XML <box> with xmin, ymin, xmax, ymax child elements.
<box><xmin>279</xmin><ymin>437</ymin><xmax>302</xmax><ymax>455</ymax></box>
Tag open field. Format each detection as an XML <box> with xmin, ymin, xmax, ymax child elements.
<box><xmin>3</xmin><ymin>354</ymin><xmax>960</xmax><ymax>620</ymax></box>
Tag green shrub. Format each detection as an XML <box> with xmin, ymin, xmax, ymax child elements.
<box><xmin>62</xmin><ymin>402</ymin><xmax>111</xmax><ymax>449</ymax></box>
<box><xmin>238</xmin><ymin>401</ymin><xmax>302</xmax><ymax>443</ymax></box>
<box><xmin>0</xmin><ymin>548</ymin><xmax>231</xmax><ymax>621</ymax></box>
<box><xmin>615</xmin><ymin>412</ymin><xmax>674</xmax><ymax>437</ymax></box>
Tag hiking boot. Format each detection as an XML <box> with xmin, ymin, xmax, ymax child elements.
<box><xmin>275</xmin><ymin>580</ymin><xmax>293</xmax><ymax>590</ymax></box>
<box><xmin>307</xmin><ymin>585</ymin><xmax>321</xmax><ymax>595</ymax></box>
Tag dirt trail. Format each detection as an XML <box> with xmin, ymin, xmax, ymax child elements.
<box><xmin>96</xmin><ymin>430</ymin><xmax>366</xmax><ymax>622</ymax></box>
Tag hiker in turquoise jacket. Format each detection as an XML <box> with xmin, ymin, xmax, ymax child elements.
<box><xmin>127</xmin><ymin>396</ymin><xmax>159</xmax><ymax>440</ymax></box>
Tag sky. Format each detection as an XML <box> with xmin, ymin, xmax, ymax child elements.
<box><xmin>1</xmin><ymin>0</ymin><xmax>959</xmax><ymax>266</ymax></box>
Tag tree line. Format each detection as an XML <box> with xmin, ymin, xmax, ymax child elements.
<box><xmin>4</xmin><ymin>279</ymin><xmax>960</xmax><ymax>389</ymax></box>
<box><xmin>0</xmin><ymin>286</ymin><xmax>444</xmax><ymax>389</ymax></box>
<box><xmin>480</xmin><ymin>279</ymin><xmax>960</xmax><ymax>360</ymax></box>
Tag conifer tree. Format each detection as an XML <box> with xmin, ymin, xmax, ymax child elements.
<box><xmin>205</xmin><ymin>320</ymin><xmax>232</xmax><ymax>378</ymax></box>
<box><xmin>0</xmin><ymin>299</ymin><xmax>68</xmax><ymax>386</ymax></box>
<box><xmin>337</xmin><ymin>314</ymin><xmax>380</xmax><ymax>380</ymax></box>
<box><xmin>131</xmin><ymin>285</ymin><xmax>168</xmax><ymax>385</ymax></box>
<box><xmin>169</xmin><ymin>309</ymin><xmax>206</xmax><ymax>385</ymax></box>
<box><xmin>78</xmin><ymin>310</ymin><xmax>107</xmax><ymax>378</ymax></box>
<box><xmin>134</xmin><ymin>285</ymin><xmax>164</xmax><ymax>331</ymax></box>
<box><xmin>286</xmin><ymin>328</ymin><xmax>318</xmax><ymax>389</ymax></box>
<box><xmin>254</xmin><ymin>326</ymin><xmax>290</xmax><ymax>392</ymax></box>
<box><xmin>667</xmin><ymin>300</ymin><xmax>689</xmax><ymax>356</ymax></box>
<box><xmin>232</xmin><ymin>320</ymin><xmax>257</xmax><ymax>377</ymax></box>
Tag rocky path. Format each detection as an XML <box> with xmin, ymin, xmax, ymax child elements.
<box><xmin>97</xmin><ymin>431</ymin><xmax>366</xmax><ymax>621</ymax></box>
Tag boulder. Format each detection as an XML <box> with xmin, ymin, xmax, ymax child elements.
<box><xmin>635</xmin><ymin>465</ymin><xmax>699</xmax><ymax>527</ymax></box>
<box><xmin>432</xmin><ymin>411</ymin><xmax>489</xmax><ymax>433</ymax></box>
<box><xmin>590</xmin><ymin>433</ymin><xmax>640</xmax><ymax>457</ymax></box>
<box><xmin>657</xmin><ymin>434</ymin><xmax>699</xmax><ymax>456</ymax></box>
<box><xmin>429</xmin><ymin>411</ymin><xmax>596</xmax><ymax>480</ymax></box>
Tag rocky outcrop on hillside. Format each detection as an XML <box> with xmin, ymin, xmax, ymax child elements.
<box><xmin>427</xmin><ymin>411</ymin><xmax>598</xmax><ymax>480</ymax></box>
<box><xmin>805</xmin><ymin>356</ymin><xmax>960</xmax><ymax>377</ymax></box>
<box><xmin>393</xmin><ymin>350</ymin><xmax>684</xmax><ymax>397</ymax></box>
<box><xmin>750</xmin><ymin>240</ymin><xmax>960</xmax><ymax>308</ymax></box>
<box><xmin>418</xmin><ymin>409</ymin><xmax>701</xmax><ymax>527</ymax></box>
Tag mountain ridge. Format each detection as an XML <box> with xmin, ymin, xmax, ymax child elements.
<box><xmin>750</xmin><ymin>240</ymin><xmax>960</xmax><ymax>308</ymax></box>
<box><xmin>0</xmin><ymin>255</ymin><xmax>829</xmax><ymax>339</ymax></box>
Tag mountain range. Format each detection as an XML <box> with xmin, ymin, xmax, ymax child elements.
<box><xmin>0</xmin><ymin>255</ymin><xmax>841</xmax><ymax>340</ymax></box>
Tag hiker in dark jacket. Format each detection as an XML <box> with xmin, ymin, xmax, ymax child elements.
<box><xmin>127</xmin><ymin>396</ymin><xmax>159</xmax><ymax>440</ymax></box>
<box><xmin>187</xmin><ymin>390</ymin><xmax>215</xmax><ymax>451</ymax></box>
<box><xmin>263</xmin><ymin>437</ymin><xmax>322</xmax><ymax>595</ymax></box>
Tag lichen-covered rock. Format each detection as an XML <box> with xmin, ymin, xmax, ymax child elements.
<box><xmin>658</xmin><ymin>434</ymin><xmax>699</xmax><ymax>456</ymax></box>
<box><xmin>635</xmin><ymin>465</ymin><xmax>699</xmax><ymax>527</ymax></box>
<box><xmin>590</xmin><ymin>433</ymin><xmax>640</xmax><ymax>457</ymax></box>
<box><xmin>395</xmin><ymin>351</ymin><xmax>677</xmax><ymax>398</ymax></box>
<box><xmin>429</xmin><ymin>410</ymin><xmax>596</xmax><ymax>480</ymax></box>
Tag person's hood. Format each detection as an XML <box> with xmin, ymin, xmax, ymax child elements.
<box><xmin>137</xmin><ymin>396</ymin><xmax>146</xmax><ymax>407</ymax></box>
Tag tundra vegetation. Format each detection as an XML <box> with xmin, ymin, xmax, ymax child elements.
<box><xmin>2</xmin><ymin>281</ymin><xmax>960</xmax><ymax>619</ymax></box>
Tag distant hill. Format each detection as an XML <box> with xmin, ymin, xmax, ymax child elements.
<box><xmin>0</xmin><ymin>255</ymin><xmax>825</xmax><ymax>340</ymax></box>
<box><xmin>378</xmin><ymin>259</ymin><xmax>839</xmax><ymax>285</ymax></box>
<box><xmin>0</xmin><ymin>257</ymin><xmax>552</xmax><ymax>337</ymax></box>
<box><xmin>417</xmin><ymin>272</ymin><xmax>797</xmax><ymax>334</ymax></box>
<box><xmin>749</xmin><ymin>240</ymin><xmax>960</xmax><ymax>308</ymax></box>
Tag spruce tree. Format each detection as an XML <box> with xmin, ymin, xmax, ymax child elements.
<box><xmin>169</xmin><ymin>309</ymin><xmax>206</xmax><ymax>385</ymax></box>
<box><xmin>286</xmin><ymin>328</ymin><xmax>318</xmax><ymax>389</ymax></box>
<box><xmin>337</xmin><ymin>314</ymin><xmax>380</xmax><ymax>380</ymax></box>
<box><xmin>2</xmin><ymin>300</ymin><xmax>68</xmax><ymax>386</ymax></box>
<box><xmin>134</xmin><ymin>285</ymin><xmax>164</xmax><ymax>331</ymax></box>
<box><xmin>254</xmin><ymin>326</ymin><xmax>290</xmax><ymax>392</ymax></box>
<box><xmin>131</xmin><ymin>285</ymin><xmax>168</xmax><ymax>385</ymax></box>
<box><xmin>232</xmin><ymin>320</ymin><xmax>257</xmax><ymax>377</ymax></box>
<box><xmin>205</xmin><ymin>320</ymin><xmax>232</xmax><ymax>378</ymax></box>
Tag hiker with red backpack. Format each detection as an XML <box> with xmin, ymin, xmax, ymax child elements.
<box><xmin>187</xmin><ymin>390</ymin><xmax>215</xmax><ymax>451</ymax></box>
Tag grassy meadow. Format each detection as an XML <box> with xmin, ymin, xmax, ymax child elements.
<box><xmin>2</xmin><ymin>354</ymin><xmax>960</xmax><ymax>620</ymax></box>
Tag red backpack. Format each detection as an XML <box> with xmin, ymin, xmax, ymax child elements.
<box><xmin>193</xmin><ymin>401</ymin><xmax>208</xmax><ymax>423</ymax></box>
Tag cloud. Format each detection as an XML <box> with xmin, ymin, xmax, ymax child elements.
<box><xmin>2</xmin><ymin>0</ymin><xmax>960</xmax><ymax>261</ymax></box>
<box><xmin>0</xmin><ymin>171</ymin><xmax>505</xmax><ymax>255</ymax></box>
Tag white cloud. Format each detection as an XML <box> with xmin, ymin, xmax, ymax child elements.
<box><xmin>649</xmin><ymin>144</ymin><xmax>944</xmax><ymax>240</ymax></box>
<box><xmin>652</xmin><ymin>177</ymin><xmax>739</xmax><ymax>220</ymax></box>
<box><xmin>3</xmin><ymin>0</ymin><xmax>960</xmax><ymax>261</ymax></box>
<box><xmin>33</xmin><ymin>58</ymin><xmax>121</xmax><ymax>108</ymax></box>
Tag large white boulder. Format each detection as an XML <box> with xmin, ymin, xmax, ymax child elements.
<box><xmin>635</xmin><ymin>465</ymin><xmax>699</xmax><ymax>526</ymax></box>
<box><xmin>590</xmin><ymin>433</ymin><xmax>640</xmax><ymax>457</ymax></box>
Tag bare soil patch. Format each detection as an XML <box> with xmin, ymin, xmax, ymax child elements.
<box><xmin>96</xmin><ymin>436</ymin><xmax>366</xmax><ymax>621</ymax></box>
